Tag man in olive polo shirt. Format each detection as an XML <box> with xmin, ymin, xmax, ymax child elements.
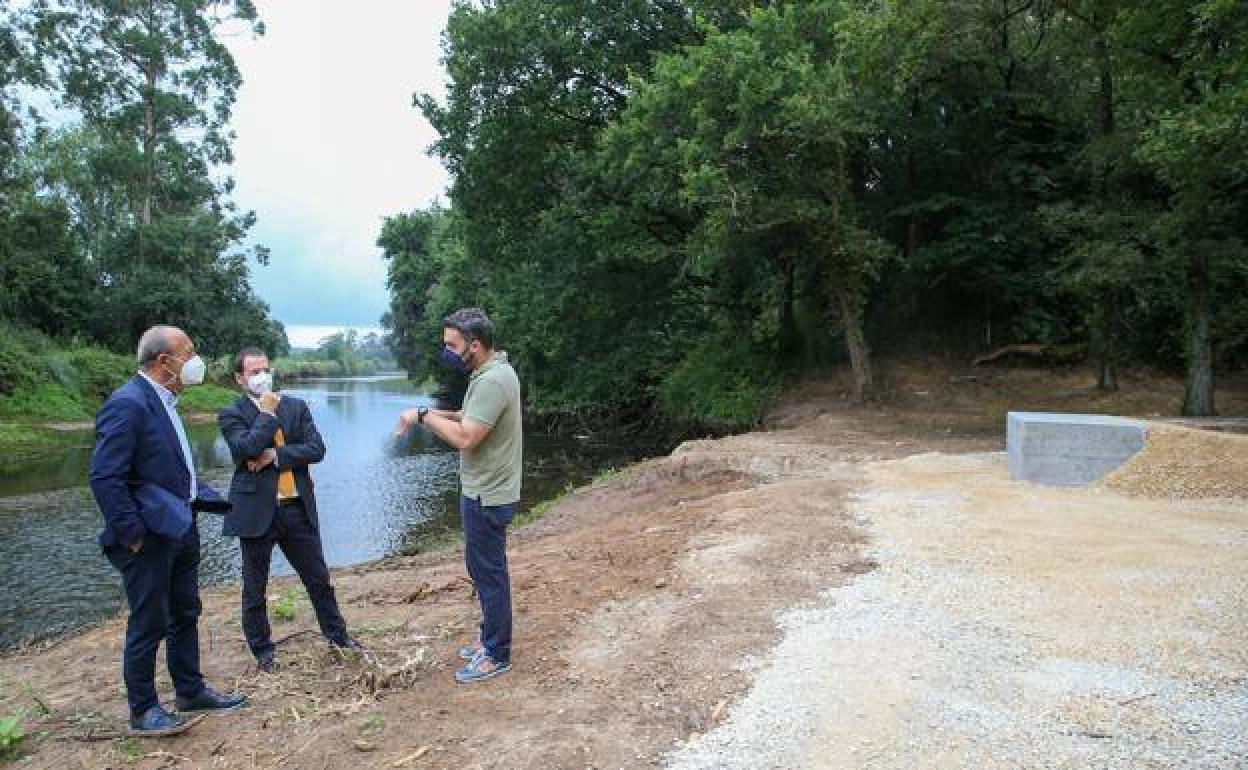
<box><xmin>396</xmin><ymin>307</ymin><xmax>522</xmax><ymax>683</ymax></box>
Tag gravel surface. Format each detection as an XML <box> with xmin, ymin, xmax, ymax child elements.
<box><xmin>667</xmin><ymin>452</ymin><xmax>1248</xmax><ymax>769</ymax></box>
<box><xmin>1104</xmin><ymin>424</ymin><xmax>1248</xmax><ymax>500</ymax></box>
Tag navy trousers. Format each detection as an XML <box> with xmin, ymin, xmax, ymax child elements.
<box><xmin>461</xmin><ymin>495</ymin><xmax>515</xmax><ymax>664</ymax></box>
<box><xmin>105</xmin><ymin>525</ymin><xmax>206</xmax><ymax>718</ymax></box>
<box><xmin>239</xmin><ymin>499</ymin><xmax>348</xmax><ymax>658</ymax></box>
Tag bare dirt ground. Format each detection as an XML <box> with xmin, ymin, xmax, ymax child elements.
<box><xmin>1</xmin><ymin>364</ymin><xmax>1245</xmax><ymax>769</ymax></box>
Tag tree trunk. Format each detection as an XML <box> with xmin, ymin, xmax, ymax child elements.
<box><xmin>835</xmin><ymin>284</ymin><xmax>872</xmax><ymax>402</ymax></box>
<box><xmin>778</xmin><ymin>254</ymin><xmax>797</xmax><ymax>359</ymax></box>
<box><xmin>905</xmin><ymin>90</ymin><xmax>920</xmax><ymax>258</ymax></box>
<box><xmin>142</xmin><ymin>64</ymin><xmax>156</xmax><ymax>228</ymax></box>
<box><xmin>1092</xmin><ymin>27</ymin><xmax>1118</xmax><ymax>393</ymax></box>
<box><xmin>140</xmin><ymin>0</ymin><xmax>158</xmax><ymax>264</ymax></box>
<box><xmin>1182</xmin><ymin>252</ymin><xmax>1215</xmax><ymax>416</ymax></box>
<box><xmin>1097</xmin><ymin>359</ymin><xmax>1118</xmax><ymax>392</ymax></box>
<box><xmin>1093</xmin><ymin>289</ymin><xmax>1120</xmax><ymax>392</ymax></box>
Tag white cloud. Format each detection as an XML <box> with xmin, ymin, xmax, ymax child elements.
<box><xmin>225</xmin><ymin>0</ymin><xmax>452</xmax><ymax>328</ymax></box>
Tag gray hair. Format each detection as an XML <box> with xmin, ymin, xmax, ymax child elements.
<box><xmin>442</xmin><ymin>307</ymin><xmax>494</xmax><ymax>349</ymax></box>
<box><xmin>136</xmin><ymin>325</ymin><xmax>179</xmax><ymax>367</ymax></box>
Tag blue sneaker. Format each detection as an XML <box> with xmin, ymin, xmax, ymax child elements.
<box><xmin>174</xmin><ymin>686</ymin><xmax>247</xmax><ymax>714</ymax></box>
<box><xmin>454</xmin><ymin>653</ymin><xmax>511</xmax><ymax>684</ymax></box>
<box><xmin>128</xmin><ymin>705</ymin><xmax>200</xmax><ymax>737</ymax></box>
<box><xmin>457</xmin><ymin>642</ymin><xmax>483</xmax><ymax>660</ymax></box>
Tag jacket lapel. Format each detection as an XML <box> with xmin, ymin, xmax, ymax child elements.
<box><xmin>134</xmin><ymin>374</ymin><xmax>190</xmax><ymax>478</ymax></box>
<box><xmin>274</xmin><ymin>393</ymin><xmax>290</xmax><ymax>434</ymax></box>
<box><xmin>237</xmin><ymin>394</ymin><xmax>259</xmax><ymax>422</ymax></box>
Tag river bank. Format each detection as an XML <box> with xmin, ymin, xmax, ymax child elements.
<box><xmin>0</xmin><ymin>373</ymin><xmax>657</xmax><ymax>652</ymax></box>
<box><xmin>0</xmin><ymin>365</ymin><xmax>1244</xmax><ymax>767</ymax></box>
<box><xmin>0</xmin><ymin>386</ymin><xmax>234</xmax><ymax>476</ymax></box>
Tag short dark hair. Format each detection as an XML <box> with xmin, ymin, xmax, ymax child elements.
<box><xmin>233</xmin><ymin>347</ymin><xmax>269</xmax><ymax>374</ymax></box>
<box><xmin>443</xmin><ymin>307</ymin><xmax>494</xmax><ymax>349</ymax></box>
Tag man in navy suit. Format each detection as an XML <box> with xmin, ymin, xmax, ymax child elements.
<box><xmin>217</xmin><ymin>348</ymin><xmax>357</xmax><ymax>671</ymax></box>
<box><xmin>89</xmin><ymin>325</ymin><xmax>247</xmax><ymax>736</ymax></box>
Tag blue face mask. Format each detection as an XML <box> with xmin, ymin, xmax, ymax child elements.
<box><xmin>439</xmin><ymin>346</ymin><xmax>470</xmax><ymax>374</ymax></box>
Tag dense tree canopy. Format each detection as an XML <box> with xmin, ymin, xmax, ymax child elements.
<box><xmin>387</xmin><ymin>0</ymin><xmax>1246</xmax><ymax>423</ymax></box>
<box><xmin>0</xmin><ymin>0</ymin><xmax>285</xmax><ymax>360</ymax></box>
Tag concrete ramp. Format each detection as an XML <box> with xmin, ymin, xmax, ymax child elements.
<box><xmin>1007</xmin><ymin>412</ymin><xmax>1148</xmax><ymax>486</ymax></box>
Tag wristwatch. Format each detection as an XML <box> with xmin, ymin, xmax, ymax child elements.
<box><xmin>417</xmin><ymin>406</ymin><xmax>430</xmax><ymax>424</ymax></box>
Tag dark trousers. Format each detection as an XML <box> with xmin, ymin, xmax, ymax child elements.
<box><xmin>239</xmin><ymin>499</ymin><xmax>347</xmax><ymax>658</ymax></box>
<box><xmin>105</xmin><ymin>526</ymin><xmax>205</xmax><ymax>718</ymax></box>
<box><xmin>461</xmin><ymin>495</ymin><xmax>515</xmax><ymax>664</ymax></box>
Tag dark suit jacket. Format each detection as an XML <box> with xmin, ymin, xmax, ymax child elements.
<box><xmin>89</xmin><ymin>374</ymin><xmax>226</xmax><ymax>548</ymax></box>
<box><xmin>217</xmin><ymin>393</ymin><xmax>325</xmax><ymax>538</ymax></box>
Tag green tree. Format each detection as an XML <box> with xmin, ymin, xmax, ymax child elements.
<box><xmin>26</xmin><ymin>0</ymin><xmax>282</xmax><ymax>357</ymax></box>
<box><xmin>416</xmin><ymin>0</ymin><xmax>756</xmax><ymax>417</ymax></box>
<box><xmin>388</xmin><ymin>0</ymin><xmax>1246</xmax><ymax>427</ymax></box>
<box><xmin>1121</xmin><ymin>0</ymin><xmax>1248</xmax><ymax>415</ymax></box>
<box><xmin>33</xmin><ymin>0</ymin><xmax>262</xmax><ymax>260</ymax></box>
<box><xmin>607</xmin><ymin>3</ymin><xmax>901</xmax><ymax>401</ymax></box>
<box><xmin>379</xmin><ymin>205</ymin><xmax>459</xmax><ymax>380</ymax></box>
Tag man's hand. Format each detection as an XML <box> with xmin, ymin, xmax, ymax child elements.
<box><xmin>258</xmin><ymin>391</ymin><xmax>281</xmax><ymax>414</ymax></box>
<box><xmin>247</xmin><ymin>447</ymin><xmax>278</xmax><ymax>472</ymax></box>
<box><xmin>128</xmin><ymin>540</ymin><xmax>143</xmax><ymax>554</ymax></box>
<box><xmin>395</xmin><ymin>408</ymin><xmax>422</xmax><ymax>435</ymax></box>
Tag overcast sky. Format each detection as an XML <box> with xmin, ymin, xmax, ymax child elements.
<box><xmin>225</xmin><ymin>1</ymin><xmax>452</xmax><ymax>347</ymax></box>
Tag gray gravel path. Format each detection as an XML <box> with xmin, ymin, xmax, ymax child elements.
<box><xmin>667</xmin><ymin>452</ymin><xmax>1247</xmax><ymax>769</ymax></box>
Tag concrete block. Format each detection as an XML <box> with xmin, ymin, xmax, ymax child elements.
<box><xmin>1007</xmin><ymin>412</ymin><xmax>1148</xmax><ymax>486</ymax></box>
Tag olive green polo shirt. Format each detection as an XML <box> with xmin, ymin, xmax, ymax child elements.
<box><xmin>460</xmin><ymin>351</ymin><xmax>523</xmax><ymax>506</ymax></box>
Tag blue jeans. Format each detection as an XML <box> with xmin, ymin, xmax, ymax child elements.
<box><xmin>460</xmin><ymin>495</ymin><xmax>515</xmax><ymax>664</ymax></box>
<box><xmin>104</xmin><ymin>526</ymin><xmax>205</xmax><ymax>717</ymax></box>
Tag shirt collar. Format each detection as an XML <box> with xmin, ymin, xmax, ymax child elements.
<box><xmin>470</xmin><ymin>350</ymin><xmax>506</xmax><ymax>379</ymax></box>
<box><xmin>138</xmin><ymin>370</ymin><xmax>179</xmax><ymax>408</ymax></box>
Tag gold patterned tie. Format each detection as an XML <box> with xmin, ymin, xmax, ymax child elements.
<box><xmin>273</xmin><ymin>428</ymin><xmax>297</xmax><ymax>499</ymax></box>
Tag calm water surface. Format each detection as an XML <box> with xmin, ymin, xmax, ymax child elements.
<box><xmin>0</xmin><ymin>376</ymin><xmax>648</xmax><ymax>650</ymax></box>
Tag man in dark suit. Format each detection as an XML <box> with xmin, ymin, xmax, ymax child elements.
<box><xmin>217</xmin><ymin>347</ymin><xmax>357</xmax><ymax>671</ymax></box>
<box><xmin>89</xmin><ymin>325</ymin><xmax>247</xmax><ymax>737</ymax></box>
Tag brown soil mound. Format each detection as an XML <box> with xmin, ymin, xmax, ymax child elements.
<box><xmin>1102</xmin><ymin>424</ymin><xmax>1248</xmax><ymax>499</ymax></box>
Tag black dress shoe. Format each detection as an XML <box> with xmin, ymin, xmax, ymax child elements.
<box><xmin>174</xmin><ymin>686</ymin><xmax>247</xmax><ymax>714</ymax></box>
<box><xmin>256</xmin><ymin>651</ymin><xmax>277</xmax><ymax>672</ymax></box>
<box><xmin>128</xmin><ymin>705</ymin><xmax>195</xmax><ymax>736</ymax></box>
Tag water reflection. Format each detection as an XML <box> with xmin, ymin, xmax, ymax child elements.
<box><xmin>0</xmin><ymin>375</ymin><xmax>651</xmax><ymax>650</ymax></box>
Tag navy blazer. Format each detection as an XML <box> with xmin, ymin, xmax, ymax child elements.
<box><xmin>89</xmin><ymin>374</ymin><xmax>226</xmax><ymax>548</ymax></box>
<box><xmin>217</xmin><ymin>393</ymin><xmax>325</xmax><ymax>538</ymax></box>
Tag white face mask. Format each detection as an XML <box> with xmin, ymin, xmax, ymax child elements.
<box><xmin>178</xmin><ymin>355</ymin><xmax>206</xmax><ymax>386</ymax></box>
<box><xmin>245</xmin><ymin>371</ymin><xmax>273</xmax><ymax>396</ymax></box>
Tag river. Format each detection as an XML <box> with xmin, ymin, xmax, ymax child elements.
<box><xmin>0</xmin><ymin>375</ymin><xmax>651</xmax><ymax>651</ymax></box>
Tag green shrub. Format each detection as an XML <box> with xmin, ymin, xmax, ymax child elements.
<box><xmin>270</xmin><ymin>356</ymin><xmax>383</xmax><ymax>379</ymax></box>
<box><xmin>270</xmin><ymin>588</ymin><xmax>299</xmax><ymax>622</ymax></box>
<box><xmin>658</xmin><ymin>335</ymin><xmax>781</xmax><ymax>430</ymax></box>
<box><xmin>176</xmin><ymin>383</ymin><xmax>238</xmax><ymax>414</ymax></box>
<box><xmin>272</xmin><ymin>357</ymin><xmax>345</xmax><ymax>378</ymax></box>
<box><xmin>0</xmin><ymin>325</ymin><xmax>45</xmax><ymax>397</ymax></box>
<box><xmin>0</xmin><ymin>710</ymin><xmax>25</xmax><ymax>759</ymax></box>
<box><xmin>0</xmin><ymin>383</ymin><xmax>88</xmax><ymax>420</ymax></box>
<box><xmin>65</xmin><ymin>346</ymin><xmax>134</xmax><ymax>404</ymax></box>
